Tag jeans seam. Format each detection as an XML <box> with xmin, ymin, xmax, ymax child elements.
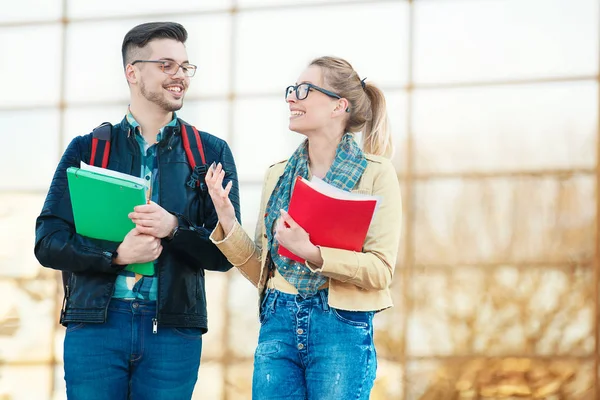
<box><xmin>355</xmin><ymin>330</ymin><xmax>375</xmax><ymax>400</ymax></box>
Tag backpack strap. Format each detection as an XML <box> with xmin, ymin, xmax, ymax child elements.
<box><xmin>180</xmin><ymin>121</ymin><xmax>208</xmax><ymax>190</ymax></box>
<box><xmin>90</xmin><ymin>122</ymin><xmax>112</xmax><ymax>168</ymax></box>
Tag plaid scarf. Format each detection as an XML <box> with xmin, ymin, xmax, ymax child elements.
<box><xmin>265</xmin><ymin>133</ymin><xmax>368</xmax><ymax>296</ymax></box>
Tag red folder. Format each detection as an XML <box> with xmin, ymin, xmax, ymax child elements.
<box><xmin>278</xmin><ymin>176</ymin><xmax>378</xmax><ymax>263</ymax></box>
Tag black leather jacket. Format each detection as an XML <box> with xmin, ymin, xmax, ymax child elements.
<box><xmin>34</xmin><ymin>116</ymin><xmax>240</xmax><ymax>333</ymax></box>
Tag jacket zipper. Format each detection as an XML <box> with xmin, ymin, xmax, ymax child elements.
<box><xmin>131</xmin><ymin>129</ymin><xmax>159</xmax><ymax>334</ymax></box>
<box><xmin>61</xmin><ymin>283</ymin><xmax>70</xmax><ymax>320</ymax></box>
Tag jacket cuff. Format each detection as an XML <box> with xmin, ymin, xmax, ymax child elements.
<box><xmin>210</xmin><ymin>220</ymin><xmax>254</xmax><ymax>266</ymax></box>
<box><xmin>314</xmin><ymin>246</ymin><xmax>360</xmax><ymax>282</ymax></box>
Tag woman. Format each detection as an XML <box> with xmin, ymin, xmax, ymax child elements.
<box><xmin>206</xmin><ymin>56</ymin><xmax>402</xmax><ymax>399</ymax></box>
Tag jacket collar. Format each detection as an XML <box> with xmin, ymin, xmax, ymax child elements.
<box><xmin>116</xmin><ymin>115</ymin><xmax>181</xmax><ymax>142</ymax></box>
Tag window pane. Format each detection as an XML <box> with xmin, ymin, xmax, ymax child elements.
<box><xmin>0</xmin><ymin>280</ymin><xmax>57</xmax><ymax>362</ymax></box>
<box><xmin>0</xmin><ymin>110</ymin><xmax>59</xmax><ymax>190</ymax></box>
<box><xmin>226</xmin><ymin>361</ymin><xmax>253</xmax><ymax>399</ymax></box>
<box><xmin>65</xmin><ymin>16</ymin><xmax>230</xmax><ymax>103</ymax></box>
<box><xmin>232</xmin><ymin>97</ymin><xmax>304</xmax><ymax>181</ymax></box>
<box><xmin>238</xmin><ymin>0</ymin><xmax>385</xmax><ymax>5</ymax></box>
<box><xmin>177</xmin><ymin>100</ymin><xmax>229</xmax><ymax>141</ymax></box>
<box><xmin>372</xmin><ymin>361</ymin><xmax>403</xmax><ymax>400</ymax></box>
<box><xmin>0</xmin><ymin>194</ymin><xmax>46</xmax><ymax>278</ymax></box>
<box><xmin>177</xmin><ymin>15</ymin><xmax>231</xmax><ymax>98</ymax></box>
<box><xmin>0</xmin><ymin>366</ymin><xmax>53</xmax><ymax>399</ymax></box>
<box><xmin>414</xmin><ymin>176</ymin><xmax>595</xmax><ymax>265</ymax></box>
<box><xmin>63</xmin><ymin>106</ymin><xmax>125</xmax><ymax>149</ymax></box>
<box><xmin>67</xmin><ymin>0</ymin><xmax>231</xmax><ymax>18</ymax></box>
<box><xmin>0</xmin><ymin>25</ymin><xmax>62</xmax><ymax>107</ymax></box>
<box><xmin>0</xmin><ymin>0</ymin><xmax>61</xmax><ymax>22</ymax></box>
<box><xmin>413</xmin><ymin>82</ymin><xmax>598</xmax><ymax>173</ymax></box>
<box><xmin>414</xmin><ymin>0</ymin><xmax>599</xmax><ymax>83</ymax></box>
<box><xmin>238</xmin><ymin>183</ymin><xmax>263</xmax><ymax>236</ymax></box>
<box><xmin>385</xmin><ymin>91</ymin><xmax>408</xmax><ymax>173</ymax></box>
<box><xmin>191</xmin><ymin>362</ymin><xmax>224</xmax><ymax>399</ymax></box>
<box><xmin>228</xmin><ymin>273</ymin><xmax>261</xmax><ymax>358</ymax></box>
<box><xmin>408</xmin><ymin>266</ymin><xmax>594</xmax><ymax>357</ymax></box>
<box><xmin>234</xmin><ymin>3</ymin><xmax>409</xmax><ymax>94</ymax></box>
<box><xmin>65</xmin><ymin>21</ymin><xmax>135</xmax><ymax>103</ymax></box>
<box><xmin>202</xmin><ymin>274</ymin><xmax>227</xmax><ymax>359</ymax></box>
<box><xmin>406</xmin><ymin>360</ymin><xmax>593</xmax><ymax>400</ymax></box>
<box><xmin>374</xmin><ymin>278</ymin><xmax>404</xmax><ymax>361</ymax></box>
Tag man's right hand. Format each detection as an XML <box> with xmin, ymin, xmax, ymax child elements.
<box><xmin>114</xmin><ymin>227</ymin><xmax>162</xmax><ymax>265</ymax></box>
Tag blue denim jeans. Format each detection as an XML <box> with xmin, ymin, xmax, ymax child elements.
<box><xmin>253</xmin><ymin>289</ymin><xmax>377</xmax><ymax>400</ymax></box>
<box><xmin>64</xmin><ymin>299</ymin><xmax>202</xmax><ymax>400</ymax></box>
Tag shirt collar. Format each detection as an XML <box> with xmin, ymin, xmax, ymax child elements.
<box><xmin>126</xmin><ymin>107</ymin><xmax>179</xmax><ymax>135</ymax></box>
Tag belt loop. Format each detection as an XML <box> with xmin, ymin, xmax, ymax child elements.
<box><xmin>269</xmin><ymin>289</ymin><xmax>279</xmax><ymax>312</ymax></box>
<box><xmin>319</xmin><ymin>289</ymin><xmax>329</xmax><ymax>312</ymax></box>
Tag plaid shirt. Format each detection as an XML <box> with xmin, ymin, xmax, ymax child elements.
<box><xmin>112</xmin><ymin>110</ymin><xmax>178</xmax><ymax>301</ymax></box>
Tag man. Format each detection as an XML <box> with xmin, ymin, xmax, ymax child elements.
<box><xmin>34</xmin><ymin>22</ymin><xmax>240</xmax><ymax>399</ymax></box>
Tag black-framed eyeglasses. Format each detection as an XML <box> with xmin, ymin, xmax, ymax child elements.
<box><xmin>131</xmin><ymin>60</ymin><xmax>197</xmax><ymax>77</ymax></box>
<box><xmin>285</xmin><ymin>83</ymin><xmax>342</xmax><ymax>101</ymax></box>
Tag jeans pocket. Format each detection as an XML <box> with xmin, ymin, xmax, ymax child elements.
<box><xmin>258</xmin><ymin>290</ymin><xmax>275</xmax><ymax>325</ymax></box>
<box><xmin>255</xmin><ymin>340</ymin><xmax>281</xmax><ymax>356</ymax></box>
<box><xmin>65</xmin><ymin>322</ymin><xmax>86</xmax><ymax>333</ymax></box>
<box><xmin>173</xmin><ymin>327</ymin><xmax>203</xmax><ymax>340</ymax></box>
<box><xmin>331</xmin><ymin>308</ymin><xmax>373</xmax><ymax>328</ymax></box>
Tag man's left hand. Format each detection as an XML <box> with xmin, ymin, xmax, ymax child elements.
<box><xmin>129</xmin><ymin>201</ymin><xmax>178</xmax><ymax>239</ymax></box>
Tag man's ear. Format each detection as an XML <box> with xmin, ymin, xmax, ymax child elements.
<box><xmin>332</xmin><ymin>98</ymin><xmax>350</xmax><ymax>116</ymax></box>
<box><xmin>125</xmin><ymin>64</ymin><xmax>138</xmax><ymax>85</ymax></box>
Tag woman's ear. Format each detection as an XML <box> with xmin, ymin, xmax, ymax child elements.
<box><xmin>332</xmin><ymin>98</ymin><xmax>350</xmax><ymax>116</ymax></box>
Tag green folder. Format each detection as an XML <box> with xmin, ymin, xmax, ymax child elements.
<box><xmin>66</xmin><ymin>163</ymin><xmax>154</xmax><ymax>276</ymax></box>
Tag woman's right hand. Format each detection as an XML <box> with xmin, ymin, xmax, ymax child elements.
<box><xmin>205</xmin><ymin>162</ymin><xmax>236</xmax><ymax>235</ymax></box>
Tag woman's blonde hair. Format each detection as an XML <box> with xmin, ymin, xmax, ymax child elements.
<box><xmin>309</xmin><ymin>56</ymin><xmax>393</xmax><ymax>158</ymax></box>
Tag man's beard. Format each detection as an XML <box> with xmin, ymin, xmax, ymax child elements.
<box><xmin>140</xmin><ymin>79</ymin><xmax>183</xmax><ymax>112</ymax></box>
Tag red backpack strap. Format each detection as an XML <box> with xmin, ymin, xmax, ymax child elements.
<box><xmin>180</xmin><ymin>122</ymin><xmax>208</xmax><ymax>190</ymax></box>
<box><xmin>90</xmin><ymin>122</ymin><xmax>112</xmax><ymax>168</ymax></box>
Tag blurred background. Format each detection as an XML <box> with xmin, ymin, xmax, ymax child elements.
<box><xmin>1</xmin><ymin>0</ymin><xmax>599</xmax><ymax>399</ymax></box>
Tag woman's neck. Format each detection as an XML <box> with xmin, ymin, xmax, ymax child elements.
<box><xmin>307</xmin><ymin>133</ymin><xmax>343</xmax><ymax>178</ymax></box>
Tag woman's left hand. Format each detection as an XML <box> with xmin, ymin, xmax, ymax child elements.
<box><xmin>275</xmin><ymin>210</ymin><xmax>313</xmax><ymax>258</ymax></box>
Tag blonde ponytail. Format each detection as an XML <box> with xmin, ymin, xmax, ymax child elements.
<box><xmin>362</xmin><ymin>83</ymin><xmax>393</xmax><ymax>158</ymax></box>
<box><xmin>309</xmin><ymin>56</ymin><xmax>394</xmax><ymax>158</ymax></box>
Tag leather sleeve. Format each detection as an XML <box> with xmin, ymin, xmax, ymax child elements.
<box><xmin>34</xmin><ymin>135</ymin><xmax>123</xmax><ymax>274</ymax></box>
<box><xmin>168</xmin><ymin>134</ymin><xmax>241</xmax><ymax>272</ymax></box>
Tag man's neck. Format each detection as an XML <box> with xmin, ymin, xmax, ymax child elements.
<box><xmin>129</xmin><ymin>102</ymin><xmax>173</xmax><ymax>144</ymax></box>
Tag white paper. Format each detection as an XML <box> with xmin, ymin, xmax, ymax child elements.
<box><xmin>80</xmin><ymin>161</ymin><xmax>147</xmax><ymax>187</ymax></box>
<box><xmin>307</xmin><ymin>176</ymin><xmax>382</xmax><ymax>206</ymax></box>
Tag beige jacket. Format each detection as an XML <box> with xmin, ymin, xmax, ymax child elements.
<box><xmin>210</xmin><ymin>153</ymin><xmax>402</xmax><ymax>311</ymax></box>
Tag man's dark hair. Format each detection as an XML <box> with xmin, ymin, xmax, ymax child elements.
<box><xmin>121</xmin><ymin>22</ymin><xmax>188</xmax><ymax>68</ymax></box>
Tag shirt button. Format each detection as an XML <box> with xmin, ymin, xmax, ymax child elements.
<box><xmin>263</xmin><ymin>234</ymin><xmax>267</xmax><ymax>238</ymax></box>
<box><xmin>297</xmin><ymin>343</ymin><xmax>304</xmax><ymax>350</ymax></box>
<box><xmin>297</xmin><ymin>328</ymin><xmax>303</xmax><ymax>335</ymax></box>
<box><xmin>132</xmin><ymin>302</ymin><xmax>139</xmax><ymax>309</ymax></box>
